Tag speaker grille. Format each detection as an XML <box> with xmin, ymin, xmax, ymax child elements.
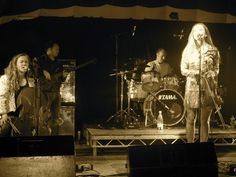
<box><xmin>128</xmin><ymin>142</ymin><xmax>218</xmax><ymax>177</ymax></box>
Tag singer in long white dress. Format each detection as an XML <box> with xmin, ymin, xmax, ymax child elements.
<box><xmin>180</xmin><ymin>23</ymin><xmax>220</xmax><ymax>143</ymax></box>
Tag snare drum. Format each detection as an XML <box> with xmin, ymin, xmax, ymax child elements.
<box><xmin>162</xmin><ymin>75</ymin><xmax>180</xmax><ymax>91</ymax></box>
<box><xmin>141</xmin><ymin>71</ymin><xmax>161</xmax><ymax>92</ymax></box>
<box><xmin>128</xmin><ymin>80</ymin><xmax>147</xmax><ymax>101</ymax></box>
<box><xmin>143</xmin><ymin>89</ymin><xmax>185</xmax><ymax>126</ymax></box>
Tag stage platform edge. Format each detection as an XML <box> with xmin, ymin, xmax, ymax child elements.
<box><xmin>83</xmin><ymin>127</ymin><xmax>236</xmax><ymax>156</ymax></box>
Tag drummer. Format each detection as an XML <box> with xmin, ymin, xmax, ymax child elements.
<box><xmin>144</xmin><ymin>48</ymin><xmax>172</xmax><ymax>77</ymax></box>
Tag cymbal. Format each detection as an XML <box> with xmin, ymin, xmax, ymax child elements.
<box><xmin>136</xmin><ymin>63</ymin><xmax>149</xmax><ymax>67</ymax></box>
<box><xmin>142</xmin><ymin>70</ymin><xmax>160</xmax><ymax>74</ymax></box>
<box><xmin>127</xmin><ymin>57</ymin><xmax>147</xmax><ymax>66</ymax></box>
<box><xmin>109</xmin><ymin>69</ymin><xmax>138</xmax><ymax>76</ymax></box>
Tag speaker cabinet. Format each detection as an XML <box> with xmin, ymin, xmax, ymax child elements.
<box><xmin>128</xmin><ymin>142</ymin><xmax>218</xmax><ymax>177</ymax></box>
<box><xmin>58</xmin><ymin>59</ymin><xmax>76</xmax><ymax>137</ymax></box>
<box><xmin>59</xmin><ymin>105</ymin><xmax>75</xmax><ymax>136</ymax></box>
<box><xmin>0</xmin><ymin>136</ymin><xmax>75</xmax><ymax>177</ymax></box>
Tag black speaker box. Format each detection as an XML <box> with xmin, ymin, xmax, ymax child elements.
<box><xmin>0</xmin><ymin>136</ymin><xmax>75</xmax><ymax>177</ymax></box>
<box><xmin>128</xmin><ymin>142</ymin><xmax>218</xmax><ymax>177</ymax></box>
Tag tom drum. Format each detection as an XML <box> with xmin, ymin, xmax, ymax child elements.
<box><xmin>141</xmin><ymin>71</ymin><xmax>161</xmax><ymax>92</ymax></box>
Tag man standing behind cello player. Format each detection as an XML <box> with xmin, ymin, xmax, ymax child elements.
<box><xmin>37</xmin><ymin>41</ymin><xmax>65</xmax><ymax>135</ymax></box>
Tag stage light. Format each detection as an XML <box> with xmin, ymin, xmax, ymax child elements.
<box><xmin>169</xmin><ymin>12</ymin><xmax>179</xmax><ymax>20</ymax></box>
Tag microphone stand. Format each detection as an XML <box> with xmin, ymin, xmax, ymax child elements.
<box><xmin>115</xmin><ymin>34</ymin><xmax>119</xmax><ymax>113</ymax></box>
<box><xmin>105</xmin><ymin>70</ymin><xmax>129</xmax><ymax>128</ymax></box>
<box><xmin>103</xmin><ymin>30</ymin><xmax>134</xmax><ymax>128</ymax></box>
<box><xmin>113</xmin><ymin>27</ymin><xmax>136</xmax><ymax>112</ymax></box>
<box><xmin>112</xmin><ymin>32</ymin><xmax>126</xmax><ymax>113</ymax></box>
<box><xmin>32</xmin><ymin>60</ymin><xmax>41</xmax><ymax>136</ymax></box>
<box><xmin>198</xmin><ymin>40</ymin><xmax>204</xmax><ymax>142</ymax></box>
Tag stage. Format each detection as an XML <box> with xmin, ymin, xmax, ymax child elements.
<box><xmin>84</xmin><ymin>127</ymin><xmax>236</xmax><ymax>156</ymax></box>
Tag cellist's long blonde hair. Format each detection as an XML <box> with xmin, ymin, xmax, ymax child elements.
<box><xmin>4</xmin><ymin>53</ymin><xmax>30</xmax><ymax>93</ymax></box>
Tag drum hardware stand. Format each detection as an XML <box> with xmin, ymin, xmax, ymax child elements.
<box><xmin>104</xmin><ymin>28</ymin><xmax>139</xmax><ymax>128</ymax></box>
<box><xmin>125</xmin><ymin>79</ymin><xmax>141</xmax><ymax>128</ymax></box>
<box><xmin>105</xmin><ymin>70</ymin><xmax>131</xmax><ymax>128</ymax></box>
<box><xmin>111</xmin><ymin>29</ymin><xmax>137</xmax><ymax>113</ymax></box>
<box><xmin>104</xmin><ymin>70</ymin><xmax>139</xmax><ymax>128</ymax></box>
<box><xmin>144</xmin><ymin>110</ymin><xmax>156</xmax><ymax>128</ymax></box>
<box><xmin>112</xmin><ymin>32</ymin><xmax>129</xmax><ymax>113</ymax></box>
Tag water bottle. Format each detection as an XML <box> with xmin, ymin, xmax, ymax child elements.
<box><xmin>157</xmin><ymin>110</ymin><xmax>164</xmax><ymax>130</ymax></box>
<box><xmin>230</xmin><ymin>115</ymin><xmax>235</xmax><ymax>129</ymax></box>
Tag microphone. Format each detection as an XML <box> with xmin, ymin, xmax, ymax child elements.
<box><xmin>198</xmin><ymin>34</ymin><xmax>205</xmax><ymax>41</ymax></box>
<box><xmin>132</xmin><ymin>25</ymin><xmax>136</xmax><ymax>37</ymax></box>
<box><xmin>32</xmin><ymin>57</ymin><xmax>38</xmax><ymax>64</ymax></box>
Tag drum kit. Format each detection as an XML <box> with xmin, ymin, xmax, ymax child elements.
<box><xmin>106</xmin><ymin>58</ymin><xmax>186</xmax><ymax>129</ymax></box>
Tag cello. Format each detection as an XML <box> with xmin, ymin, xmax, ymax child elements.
<box><xmin>13</xmin><ymin>86</ymin><xmax>51</xmax><ymax>136</ymax></box>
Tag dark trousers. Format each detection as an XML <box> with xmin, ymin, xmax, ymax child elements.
<box><xmin>44</xmin><ymin>91</ymin><xmax>61</xmax><ymax>135</ymax></box>
<box><xmin>186</xmin><ymin>107</ymin><xmax>213</xmax><ymax>143</ymax></box>
<box><xmin>0</xmin><ymin>123</ymin><xmax>11</xmax><ymax>137</ymax></box>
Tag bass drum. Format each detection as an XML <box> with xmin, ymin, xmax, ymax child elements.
<box><xmin>143</xmin><ymin>89</ymin><xmax>185</xmax><ymax>126</ymax></box>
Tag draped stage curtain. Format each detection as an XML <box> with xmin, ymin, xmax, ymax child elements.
<box><xmin>0</xmin><ymin>0</ymin><xmax>236</xmax><ymax>24</ymax></box>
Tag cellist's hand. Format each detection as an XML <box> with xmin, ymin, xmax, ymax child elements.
<box><xmin>204</xmin><ymin>70</ymin><xmax>215</xmax><ymax>78</ymax></box>
<box><xmin>0</xmin><ymin>114</ymin><xmax>8</xmax><ymax>126</ymax></box>
<box><xmin>43</xmin><ymin>70</ymin><xmax>51</xmax><ymax>80</ymax></box>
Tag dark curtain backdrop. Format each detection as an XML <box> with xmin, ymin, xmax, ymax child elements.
<box><xmin>0</xmin><ymin>17</ymin><xmax>236</xmax><ymax>132</ymax></box>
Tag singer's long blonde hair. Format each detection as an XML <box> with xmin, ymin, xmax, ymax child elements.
<box><xmin>187</xmin><ymin>23</ymin><xmax>215</xmax><ymax>48</ymax></box>
<box><xmin>182</xmin><ymin>23</ymin><xmax>219</xmax><ymax>62</ymax></box>
<box><xmin>4</xmin><ymin>53</ymin><xmax>30</xmax><ymax>93</ymax></box>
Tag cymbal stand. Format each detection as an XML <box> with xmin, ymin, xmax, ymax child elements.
<box><xmin>105</xmin><ymin>71</ymin><xmax>128</xmax><ymax>128</ymax></box>
<box><xmin>105</xmin><ymin>70</ymin><xmax>140</xmax><ymax>128</ymax></box>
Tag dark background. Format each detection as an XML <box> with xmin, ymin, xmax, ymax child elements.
<box><xmin>0</xmin><ymin>17</ymin><xmax>236</xmax><ymax>133</ymax></box>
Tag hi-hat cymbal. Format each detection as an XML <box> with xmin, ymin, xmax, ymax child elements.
<box><xmin>110</xmin><ymin>69</ymin><xmax>138</xmax><ymax>76</ymax></box>
<box><xmin>127</xmin><ymin>57</ymin><xmax>147</xmax><ymax>65</ymax></box>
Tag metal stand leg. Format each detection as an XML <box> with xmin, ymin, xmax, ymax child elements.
<box><xmin>103</xmin><ymin>71</ymin><xmax>130</xmax><ymax>128</ymax></box>
<box><xmin>204</xmin><ymin>77</ymin><xmax>226</xmax><ymax>129</ymax></box>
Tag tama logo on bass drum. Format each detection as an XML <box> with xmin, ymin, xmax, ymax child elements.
<box><xmin>158</xmin><ymin>94</ymin><xmax>177</xmax><ymax>100</ymax></box>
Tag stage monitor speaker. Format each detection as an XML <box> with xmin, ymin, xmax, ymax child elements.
<box><xmin>0</xmin><ymin>135</ymin><xmax>75</xmax><ymax>177</ymax></box>
<box><xmin>128</xmin><ymin>142</ymin><xmax>218</xmax><ymax>177</ymax></box>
